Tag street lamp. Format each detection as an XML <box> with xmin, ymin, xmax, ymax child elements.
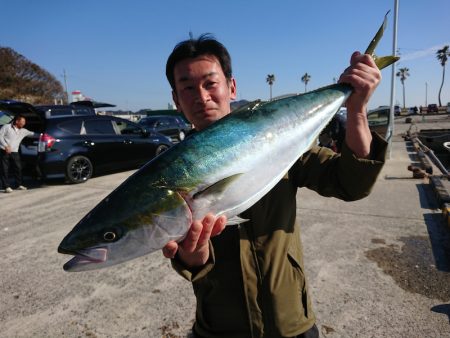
<box><xmin>388</xmin><ymin>0</ymin><xmax>399</xmax><ymax>159</ymax></box>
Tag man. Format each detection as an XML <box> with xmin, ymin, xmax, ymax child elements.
<box><xmin>0</xmin><ymin>115</ymin><xmax>34</xmax><ymax>193</ymax></box>
<box><xmin>162</xmin><ymin>35</ymin><xmax>387</xmax><ymax>338</ymax></box>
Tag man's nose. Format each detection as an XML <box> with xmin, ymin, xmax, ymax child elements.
<box><xmin>195</xmin><ymin>87</ymin><xmax>210</xmax><ymax>103</ymax></box>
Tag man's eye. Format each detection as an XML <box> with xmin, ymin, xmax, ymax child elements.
<box><xmin>206</xmin><ymin>82</ymin><xmax>217</xmax><ymax>89</ymax></box>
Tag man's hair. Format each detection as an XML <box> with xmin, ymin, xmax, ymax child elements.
<box><xmin>166</xmin><ymin>33</ymin><xmax>233</xmax><ymax>91</ymax></box>
<box><xmin>12</xmin><ymin>114</ymin><xmax>26</xmax><ymax>124</ymax></box>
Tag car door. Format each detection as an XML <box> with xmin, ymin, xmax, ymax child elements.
<box><xmin>113</xmin><ymin>118</ymin><xmax>156</xmax><ymax>167</ymax></box>
<box><xmin>82</xmin><ymin>118</ymin><xmax>124</xmax><ymax>171</ymax></box>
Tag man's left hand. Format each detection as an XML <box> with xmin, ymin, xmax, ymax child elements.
<box><xmin>339</xmin><ymin>51</ymin><xmax>381</xmax><ymax>114</ymax></box>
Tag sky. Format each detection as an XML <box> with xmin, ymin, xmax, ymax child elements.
<box><xmin>1</xmin><ymin>0</ymin><xmax>449</xmax><ymax>111</ymax></box>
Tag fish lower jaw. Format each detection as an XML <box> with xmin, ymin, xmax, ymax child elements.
<box><xmin>62</xmin><ymin>247</ymin><xmax>108</xmax><ymax>272</ymax></box>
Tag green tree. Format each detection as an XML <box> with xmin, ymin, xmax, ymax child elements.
<box><xmin>436</xmin><ymin>45</ymin><xmax>450</xmax><ymax>107</ymax></box>
<box><xmin>0</xmin><ymin>46</ymin><xmax>65</xmax><ymax>104</ymax></box>
<box><xmin>396</xmin><ymin>67</ymin><xmax>410</xmax><ymax>109</ymax></box>
<box><xmin>301</xmin><ymin>73</ymin><xmax>311</xmax><ymax>93</ymax></box>
<box><xmin>266</xmin><ymin>74</ymin><xmax>275</xmax><ymax>101</ymax></box>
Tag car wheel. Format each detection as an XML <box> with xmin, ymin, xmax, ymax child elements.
<box><xmin>66</xmin><ymin>155</ymin><xmax>93</xmax><ymax>184</ymax></box>
<box><xmin>178</xmin><ymin>130</ymin><xmax>186</xmax><ymax>141</ymax></box>
<box><xmin>155</xmin><ymin>145</ymin><xmax>169</xmax><ymax>156</ymax></box>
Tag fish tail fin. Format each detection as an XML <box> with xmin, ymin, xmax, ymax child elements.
<box><xmin>365</xmin><ymin>10</ymin><xmax>400</xmax><ymax>70</ymax></box>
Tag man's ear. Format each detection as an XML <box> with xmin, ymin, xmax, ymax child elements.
<box><xmin>229</xmin><ymin>77</ymin><xmax>237</xmax><ymax>100</ymax></box>
<box><xmin>172</xmin><ymin>91</ymin><xmax>182</xmax><ymax>112</ymax></box>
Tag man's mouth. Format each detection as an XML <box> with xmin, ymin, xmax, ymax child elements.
<box><xmin>195</xmin><ymin>107</ymin><xmax>217</xmax><ymax>115</ymax></box>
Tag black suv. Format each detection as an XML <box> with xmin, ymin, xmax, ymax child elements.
<box><xmin>0</xmin><ymin>100</ymin><xmax>36</xmax><ymax>127</ymax></box>
<box><xmin>35</xmin><ymin>103</ymin><xmax>96</xmax><ymax>118</ymax></box>
<box><xmin>138</xmin><ymin>115</ymin><xmax>191</xmax><ymax>143</ymax></box>
<box><xmin>0</xmin><ymin>100</ymin><xmax>173</xmax><ymax>183</ymax></box>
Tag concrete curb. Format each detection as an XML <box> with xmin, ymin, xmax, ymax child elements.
<box><xmin>407</xmin><ymin>135</ymin><xmax>450</xmax><ymax>227</ymax></box>
<box><xmin>429</xmin><ymin>176</ymin><xmax>450</xmax><ymax>228</ymax></box>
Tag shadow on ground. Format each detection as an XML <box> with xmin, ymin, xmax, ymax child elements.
<box><xmin>365</xmin><ymin>182</ymin><xmax>450</xmax><ymax>302</ymax></box>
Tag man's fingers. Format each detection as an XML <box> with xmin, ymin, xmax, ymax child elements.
<box><xmin>196</xmin><ymin>213</ymin><xmax>215</xmax><ymax>248</ymax></box>
<box><xmin>350</xmin><ymin>51</ymin><xmax>361</xmax><ymax>66</ymax></box>
<box><xmin>166</xmin><ymin>214</ymin><xmax>226</xmax><ymax>262</ymax></box>
<box><xmin>210</xmin><ymin>215</ymin><xmax>226</xmax><ymax>237</ymax></box>
<box><xmin>162</xmin><ymin>241</ymin><xmax>178</xmax><ymax>259</ymax></box>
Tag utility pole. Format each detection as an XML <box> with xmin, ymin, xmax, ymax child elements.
<box><xmin>388</xmin><ymin>0</ymin><xmax>399</xmax><ymax>159</ymax></box>
<box><xmin>425</xmin><ymin>82</ymin><xmax>428</xmax><ymax>106</ymax></box>
<box><xmin>62</xmin><ymin>69</ymin><xmax>69</xmax><ymax>104</ymax></box>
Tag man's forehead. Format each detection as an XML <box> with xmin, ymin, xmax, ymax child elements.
<box><xmin>174</xmin><ymin>55</ymin><xmax>223</xmax><ymax>81</ymax></box>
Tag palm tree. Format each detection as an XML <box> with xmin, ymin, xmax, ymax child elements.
<box><xmin>301</xmin><ymin>73</ymin><xmax>311</xmax><ymax>93</ymax></box>
<box><xmin>436</xmin><ymin>45</ymin><xmax>450</xmax><ymax>107</ymax></box>
<box><xmin>396</xmin><ymin>67</ymin><xmax>410</xmax><ymax>109</ymax></box>
<box><xmin>266</xmin><ymin>74</ymin><xmax>275</xmax><ymax>100</ymax></box>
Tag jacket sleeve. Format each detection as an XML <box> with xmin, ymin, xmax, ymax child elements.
<box><xmin>170</xmin><ymin>241</ymin><xmax>216</xmax><ymax>282</ymax></box>
<box><xmin>24</xmin><ymin>128</ymin><xmax>34</xmax><ymax>137</ymax></box>
<box><xmin>291</xmin><ymin>132</ymin><xmax>388</xmax><ymax>201</ymax></box>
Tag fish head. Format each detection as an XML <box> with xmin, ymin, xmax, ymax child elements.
<box><xmin>58</xmin><ymin>186</ymin><xmax>192</xmax><ymax>272</ymax></box>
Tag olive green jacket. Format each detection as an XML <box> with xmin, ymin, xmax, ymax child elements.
<box><xmin>172</xmin><ymin>133</ymin><xmax>388</xmax><ymax>338</ymax></box>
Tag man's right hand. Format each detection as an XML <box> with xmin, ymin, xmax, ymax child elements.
<box><xmin>4</xmin><ymin>146</ymin><xmax>11</xmax><ymax>154</ymax></box>
<box><xmin>162</xmin><ymin>213</ymin><xmax>226</xmax><ymax>268</ymax></box>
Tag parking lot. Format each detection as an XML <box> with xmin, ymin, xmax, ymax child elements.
<box><xmin>0</xmin><ymin>171</ymin><xmax>197</xmax><ymax>337</ymax></box>
<box><xmin>1</xmin><ymin>116</ymin><xmax>450</xmax><ymax>337</ymax></box>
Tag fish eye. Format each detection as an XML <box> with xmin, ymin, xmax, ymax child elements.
<box><xmin>103</xmin><ymin>231</ymin><xmax>117</xmax><ymax>242</ymax></box>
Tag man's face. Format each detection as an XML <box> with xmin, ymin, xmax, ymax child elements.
<box><xmin>172</xmin><ymin>55</ymin><xmax>236</xmax><ymax>131</ymax></box>
<box><xmin>14</xmin><ymin>117</ymin><xmax>26</xmax><ymax>129</ymax></box>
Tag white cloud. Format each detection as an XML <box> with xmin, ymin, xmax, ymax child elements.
<box><xmin>399</xmin><ymin>43</ymin><xmax>450</xmax><ymax>61</ymax></box>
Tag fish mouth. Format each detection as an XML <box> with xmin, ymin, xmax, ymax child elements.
<box><xmin>58</xmin><ymin>246</ymin><xmax>108</xmax><ymax>271</ymax></box>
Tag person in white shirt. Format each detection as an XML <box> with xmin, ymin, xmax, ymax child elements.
<box><xmin>0</xmin><ymin>115</ymin><xmax>34</xmax><ymax>193</ymax></box>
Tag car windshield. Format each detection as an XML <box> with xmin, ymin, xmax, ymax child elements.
<box><xmin>139</xmin><ymin>117</ymin><xmax>159</xmax><ymax>125</ymax></box>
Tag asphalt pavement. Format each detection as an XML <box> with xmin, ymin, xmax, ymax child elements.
<box><xmin>0</xmin><ymin>114</ymin><xmax>449</xmax><ymax>337</ymax></box>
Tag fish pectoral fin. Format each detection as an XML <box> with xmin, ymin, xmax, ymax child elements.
<box><xmin>193</xmin><ymin>173</ymin><xmax>243</xmax><ymax>200</ymax></box>
<box><xmin>365</xmin><ymin>10</ymin><xmax>400</xmax><ymax>70</ymax></box>
<box><xmin>226</xmin><ymin>216</ymin><xmax>249</xmax><ymax>225</ymax></box>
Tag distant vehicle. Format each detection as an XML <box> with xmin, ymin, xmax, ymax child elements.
<box><xmin>427</xmin><ymin>104</ymin><xmax>439</xmax><ymax>113</ymax></box>
<box><xmin>0</xmin><ymin>100</ymin><xmax>38</xmax><ymax>127</ymax></box>
<box><xmin>34</xmin><ymin>103</ymin><xmax>96</xmax><ymax>119</ymax></box>
<box><xmin>320</xmin><ymin>106</ymin><xmax>391</xmax><ymax>152</ymax></box>
<box><xmin>34</xmin><ymin>115</ymin><xmax>173</xmax><ymax>183</ymax></box>
<box><xmin>394</xmin><ymin>105</ymin><xmax>401</xmax><ymax>116</ymax></box>
<box><xmin>366</xmin><ymin>106</ymin><xmax>391</xmax><ymax>139</ymax></box>
<box><xmin>318</xmin><ymin>107</ymin><xmax>347</xmax><ymax>151</ymax></box>
<box><xmin>138</xmin><ymin>115</ymin><xmax>191</xmax><ymax>143</ymax></box>
<box><xmin>0</xmin><ymin>100</ymin><xmax>173</xmax><ymax>184</ymax></box>
<box><xmin>447</xmin><ymin>102</ymin><xmax>450</xmax><ymax>113</ymax></box>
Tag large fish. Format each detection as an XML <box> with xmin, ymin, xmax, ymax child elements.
<box><xmin>58</xmin><ymin>14</ymin><xmax>398</xmax><ymax>271</ymax></box>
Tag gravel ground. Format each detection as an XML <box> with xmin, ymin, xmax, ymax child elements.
<box><xmin>0</xmin><ymin>172</ymin><xmax>196</xmax><ymax>338</ymax></box>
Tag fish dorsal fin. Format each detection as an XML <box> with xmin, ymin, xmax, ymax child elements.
<box><xmin>193</xmin><ymin>173</ymin><xmax>243</xmax><ymax>200</ymax></box>
<box><xmin>365</xmin><ymin>11</ymin><xmax>400</xmax><ymax>70</ymax></box>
